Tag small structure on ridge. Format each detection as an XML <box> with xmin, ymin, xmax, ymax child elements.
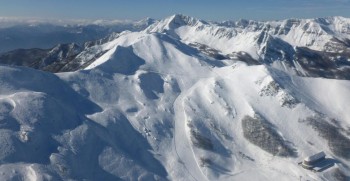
<box><xmin>298</xmin><ymin>151</ymin><xmax>334</xmax><ymax>172</ymax></box>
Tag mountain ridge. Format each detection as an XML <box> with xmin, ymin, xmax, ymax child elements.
<box><xmin>0</xmin><ymin>14</ymin><xmax>350</xmax><ymax>180</ymax></box>
<box><xmin>2</xmin><ymin>14</ymin><xmax>350</xmax><ymax>79</ymax></box>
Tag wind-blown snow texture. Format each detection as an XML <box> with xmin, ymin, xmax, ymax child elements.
<box><xmin>1</xmin><ymin>15</ymin><xmax>350</xmax><ymax>181</ymax></box>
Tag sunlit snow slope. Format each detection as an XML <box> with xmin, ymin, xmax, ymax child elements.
<box><xmin>0</xmin><ymin>15</ymin><xmax>350</xmax><ymax>181</ymax></box>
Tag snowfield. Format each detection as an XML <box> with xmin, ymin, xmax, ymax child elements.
<box><xmin>0</xmin><ymin>15</ymin><xmax>350</xmax><ymax>180</ymax></box>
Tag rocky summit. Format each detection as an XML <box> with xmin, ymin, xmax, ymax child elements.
<box><xmin>0</xmin><ymin>15</ymin><xmax>350</xmax><ymax>180</ymax></box>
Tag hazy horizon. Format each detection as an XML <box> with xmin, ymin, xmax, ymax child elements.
<box><xmin>0</xmin><ymin>14</ymin><xmax>349</xmax><ymax>27</ymax></box>
<box><xmin>1</xmin><ymin>0</ymin><xmax>350</xmax><ymax>22</ymax></box>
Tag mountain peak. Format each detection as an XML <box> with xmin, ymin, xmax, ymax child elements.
<box><xmin>166</xmin><ymin>14</ymin><xmax>201</xmax><ymax>27</ymax></box>
<box><xmin>145</xmin><ymin>14</ymin><xmax>203</xmax><ymax>33</ymax></box>
<box><xmin>1</xmin><ymin>14</ymin><xmax>350</xmax><ymax>180</ymax></box>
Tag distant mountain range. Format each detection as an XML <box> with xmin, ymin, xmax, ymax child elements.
<box><xmin>2</xmin><ymin>15</ymin><xmax>350</xmax><ymax>79</ymax></box>
<box><xmin>0</xmin><ymin>17</ymin><xmax>155</xmax><ymax>53</ymax></box>
<box><xmin>0</xmin><ymin>15</ymin><xmax>349</xmax><ymax>180</ymax></box>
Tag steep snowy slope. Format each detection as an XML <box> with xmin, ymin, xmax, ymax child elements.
<box><xmin>147</xmin><ymin>15</ymin><xmax>350</xmax><ymax>52</ymax></box>
<box><xmin>0</xmin><ymin>15</ymin><xmax>350</xmax><ymax>181</ymax></box>
<box><xmin>146</xmin><ymin>15</ymin><xmax>350</xmax><ymax>79</ymax></box>
<box><xmin>2</xmin><ymin>15</ymin><xmax>350</xmax><ymax>79</ymax></box>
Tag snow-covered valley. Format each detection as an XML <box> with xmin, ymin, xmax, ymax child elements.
<box><xmin>0</xmin><ymin>15</ymin><xmax>350</xmax><ymax>180</ymax></box>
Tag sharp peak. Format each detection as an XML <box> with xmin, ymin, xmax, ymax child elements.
<box><xmin>144</xmin><ymin>14</ymin><xmax>205</xmax><ymax>32</ymax></box>
<box><xmin>165</xmin><ymin>14</ymin><xmax>204</xmax><ymax>24</ymax></box>
<box><xmin>168</xmin><ymin>14</ymin><xmax>193</xmax><ymax>19</ymax></box>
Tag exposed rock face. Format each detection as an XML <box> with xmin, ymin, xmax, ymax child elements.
<box><xmin>301</xmin><ymin>116</ymin><xmax>350</xmax><ymax>159</ymax></box>
<box><xmin>1</xmin><ymin>15</ymin><xmax>350</xmax><ymax>80</ymax></box>
<box><xmin>0</xmin><ymin>16</ymin><xmax>350</xmax><ymax>179</ymax></box>
<box><xmin>0</xmin><ymin>43</ymin><xmax>83</xmax><ymax>72</ymax></box>
<box><xmin>293</xmin><ymin>46</ymin><xmax>350</xmax><ymax>79</ymax></box>
<box><xmin>242</xmin><ymin>114</ymin><xmax>297</xmax><ymax>157</ymax></box>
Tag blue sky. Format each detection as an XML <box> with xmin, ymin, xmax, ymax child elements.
<box><xmin>0</xmin><ymin>0</ymin><xmax>350</xmax><ymax>21</ymax></box>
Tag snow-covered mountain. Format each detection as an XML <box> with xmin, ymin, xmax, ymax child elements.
<box><xmin>145</xmin><ymin>14</ymin><xmax>350</xmax><ymax>79</ymax></box>
<box><xmin>0</xmin><ymin>15</ymin><xmax>350</xmax><ymax>181</ymax></box>
<box><xmin>3</xmin><ymin>14</ymin><xmax>350</xmax><ymax>79</ymax></box>
<box><xmin>0</xmin><ymin>17</ymin><xmax>155</xmax><ymax>53</ymax></box>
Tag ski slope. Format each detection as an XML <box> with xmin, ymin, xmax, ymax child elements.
<box><xmin>0</xmin><ymin>15</ymin><xmax>350</xmax><ymax>181</ymax></box>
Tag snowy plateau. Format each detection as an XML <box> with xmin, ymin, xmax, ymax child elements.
<box><xmin>0</xmin><ymin>14</ymin><xmax>350</xmax><ymax>180</ymax></box>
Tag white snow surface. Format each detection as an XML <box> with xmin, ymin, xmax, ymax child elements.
<box><xmin>146</xmin><ymin>15</ymin><xmax>350</xmax><ymax>56</ymax></box>
<box><xmin>1</xmin><ymin>15</ymin><xmax>350</xmax><ymax>180</ymax></box>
